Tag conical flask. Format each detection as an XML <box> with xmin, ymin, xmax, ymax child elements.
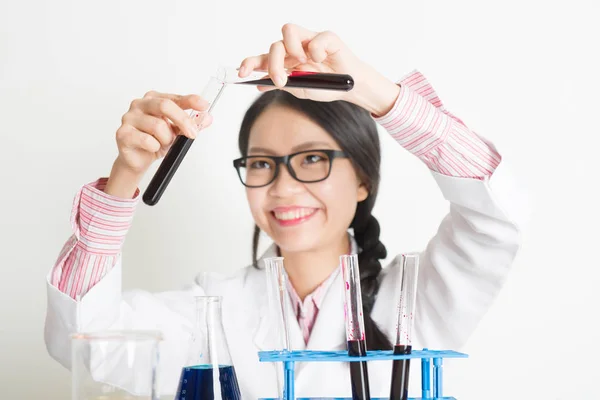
<box><xmin>174</xmin><ymin>296</ymin><xmax>241</xmax><ymax>400</ymax></box>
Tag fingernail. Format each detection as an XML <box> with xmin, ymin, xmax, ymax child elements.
<box><xmin>276</xmin><ymin>75</ymin><xmax>286</xmax><ymax>87</ymax></box>
<box><xmin>238</xmin><ymin>66</ymin><xmax>246</xmax><ymax>76</ymax></box>
<box><xmin>188</xmin><ymin>122</ymin><xmax>199</xmax><ymax>138</ymax></box>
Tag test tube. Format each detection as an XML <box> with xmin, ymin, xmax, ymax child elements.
<box><xmin>142</xmin><ymin>75</ymin><xmax>226</xmax><ymax>206</ymax></box>
<box><xmin>389</xmin><ymin>253</ymin><xmax>420</xmax><ymax>400</ymax></box>
<box><xmin>264</xmin><ymin>257</ymin><xmax>292</xmax><ymax>400</ymax></box>
<box><xmin>264</xmin><ymin>256</ymin><xmax>291</xmax><ymax>350</ymax></box>
<box><xmin>217</xmin><ymin>66</ymin><xmax>354</xmax><ymax>91</ymax></box>
<box><xmin>341</xmin><ymin>254</ymin><xmax>371</xmax><ymax>400</ymax></box>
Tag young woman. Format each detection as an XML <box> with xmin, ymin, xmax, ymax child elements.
<box><xmin>44</xmin><ymin>24</ymin><xmax>526</xmax><ymax>398</ymax></box>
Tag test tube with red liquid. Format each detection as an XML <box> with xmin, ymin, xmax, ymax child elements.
<box><xmin>341</xmin><ymin>254</ymin><xmax>371</xmax><ymax>400</ymax></box>
<box><xmin>390</xmin><ymin>253</ymin><xmax>420</xmax><ymax>400</ymax></box>
<box><xmin>219</xmin><ymin>66</ymin><xmax>354</xmax><ymax>91</ymax></box>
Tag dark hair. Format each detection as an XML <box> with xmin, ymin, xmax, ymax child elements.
<box><xmin>238</xmin><ymin>90</ymin><xmax>392</xmax><ymax>350</ymax></box>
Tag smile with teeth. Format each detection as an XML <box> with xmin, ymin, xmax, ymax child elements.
<box><xmin>273</xmin><ymin>208</ymin><xmax>317</xmax><ymax>221</ymax></box>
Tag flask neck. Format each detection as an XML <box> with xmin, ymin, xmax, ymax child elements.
<box><xmin>190</xmin><ymin>296</ymin><xmax>232</xmax><ymax>367</ymax></box>
<box><xmin>196</xmin><ymin>296</ymin><xmax>223</xmax><ymax>332</ymax></box>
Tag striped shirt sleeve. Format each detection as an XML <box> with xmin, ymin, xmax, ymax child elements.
<box><xmin>50</xmin><ymin>178</ymin><xmax>139</xmax><ymax>299</ymax></box>
<box><xmin>374</xmin><ymin>70</ymin><xmax>501</xmax><ymax>179</ymax></box>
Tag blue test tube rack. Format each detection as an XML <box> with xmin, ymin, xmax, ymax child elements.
<box><xmin>258</xmin><ymin>348</ymin><xmax>468</xmax><ymax>400</ymax></box>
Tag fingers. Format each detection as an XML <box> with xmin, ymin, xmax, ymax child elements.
<box><xmin>143</xmin><ymin>91</ymin><xmax>210</xmax><ymax>112</ymax></box>
<box><xmin>239</xmin><ymin>24</ymin><xmax>336</xmax><ymax>89</ymax></box>
<box><xmin>176</xmin><ymin>94</ymin><xmax>210</xmax><ymax>113</ymax></box>
<box><xmin>141</xmin><ymin>91</ymin><xmax>210</xmax><ymax>131</ymax></box>
<box><xmin>239</xmin><ymin>53</ymin><xmax>303</xmax><ymax>78</ymax></box>
<box><xmin>116</xmin><ymin>125</ymin><xmax>161</xmax><ymax>154</ymax></box>
<box><xmin>239</xmin><ymin>55</ymin><xmax>268</xmax><ymax>77</ymax></box>
<box><xmin>306</xmin><ymin>30</ymin><xmax>342</xmax><ymax>63</ymax></box>
<box><xmin>268</xmin><ymin>41</ymin><xmax>288</xmax><ymax>87</ymax></box>
<box><xmin>189</xmin><ymin>112</ymin><xmax>213</xmax><ymax>131</ymax></box>
<box><xmin>239</xmin><ymin>23</ymin><xmax>316</xmax><ymax>79</ymax></box>
<box><xmin>124</xmin><ymin>113</ymin><xmax>177</xmax><ymax>148</ymax></box>
<box><xmin>281</xmin><ymin>23</ymin><xmax>311</xmax><ymax>63</ymax></box>
<box><xmin>282</xmin><ymin>23</ymin><xmax>318</xmax><ymax>42</ymax></box>
<box><xmin>134</xmin><ymin>96</ymin><xmax>199</xmax><ymax>139</ymax></box>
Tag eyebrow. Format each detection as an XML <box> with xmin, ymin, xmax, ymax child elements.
<box><xmin>248</xmin><ymin>141</ymin><xmax>334</xmax><ymax>155</ymax></box>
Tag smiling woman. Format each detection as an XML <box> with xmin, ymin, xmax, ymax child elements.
<box><xmin>237</xmin><ymin>92</ymin><xmax>387</xmax><ymax>348</ymax></box>
<box><xmin>44</xmin><ymin>23</ymin><xmax>527</xmax><ymax>399</ymax></box>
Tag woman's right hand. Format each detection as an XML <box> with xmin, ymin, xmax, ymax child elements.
<box><xmin>104</xmin><ymin>91</ymin><xmax>213</xmax><ymax>199</ymax></box>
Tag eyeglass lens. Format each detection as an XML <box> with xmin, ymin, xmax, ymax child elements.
<box><xmin>239</xmin><ymin>150</ymin><xmax>333</xmax><ymax>187</ymax></box>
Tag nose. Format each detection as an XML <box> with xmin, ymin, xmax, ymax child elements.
<box><xmin>268</xmin><ymin>164</ymin><xmax>304</xmax><ymax>197</ymax></box>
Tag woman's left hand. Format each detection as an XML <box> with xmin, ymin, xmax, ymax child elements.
<box><xmin>238</xmin><ymin>24</ymin><xmax>400</xmax><ymax>116</ymax></box>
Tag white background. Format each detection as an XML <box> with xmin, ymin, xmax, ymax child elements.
<box><xmin>1</xmin><ymin>0</ymin><xmax>599</xmax><ymax>398</ymax></box>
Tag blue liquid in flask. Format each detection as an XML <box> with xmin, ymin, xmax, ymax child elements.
<box><xmin>175</xmin><ymin>364</ymin><xmax>241</xmax><ymax>400</ymax></box>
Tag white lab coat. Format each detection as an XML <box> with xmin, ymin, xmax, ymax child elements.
<box><xmin>44</xmin><ymin>154</ymin><xmax>527</xmax><ymax>399</ymax></box>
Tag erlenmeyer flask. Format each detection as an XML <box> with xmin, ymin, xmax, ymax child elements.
<box><xmin>174</xmin><ymin>296</ymin><xmax>241</xmax><ymax>400</ymax></box>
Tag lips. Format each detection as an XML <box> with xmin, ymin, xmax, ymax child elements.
<box><xmin>271</xmin><ymin>206</ymin><xmax>318</xmax><ymax>227</ymax></box>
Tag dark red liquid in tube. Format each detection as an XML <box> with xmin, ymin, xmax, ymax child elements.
<box><xmin>390</xmin><ymin>344</ymin><xmax>412</xmax><ymax>400</ymax></box>
<box><xmin>235</xmin><ymin>72</ymin><xmax>354</xmax><ymax>91</ymax></box>
<box><xmin>347</xmin><ymin>339</ymin><xmax>370</xmax><ymax>400</ymax></box>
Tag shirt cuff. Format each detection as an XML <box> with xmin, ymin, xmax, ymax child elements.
<box><xmin>69</xmin><ymin>177</ymin><xmax>140</xmax><ymax>256</ymax></box>
<box><xmin>374</xmin><ymin>70</ymin><xmax>501</xmax><ymax>179</ymax></box>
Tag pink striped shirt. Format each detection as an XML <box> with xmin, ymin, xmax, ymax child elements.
<box><xmin>49</xmin><ymin>70</ymin><xmax>501</xmax><ymax>341</ymax></box>
<box><xmin>286</xmin><ymin>267</ymin><xmax>341</xmax><ymax>344</ymax></box>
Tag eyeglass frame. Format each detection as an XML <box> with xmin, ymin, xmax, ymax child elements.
<box><xmin>232</xmin><ymin>149</ymin><xmax>348</xmax><ymax>188</ymax></box>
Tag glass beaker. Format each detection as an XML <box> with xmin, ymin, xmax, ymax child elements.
<box><xmin>71</xmin><ymin>330</ymin><xmax>163</xmax><ymax>400</ymax></box>
<box><xmin>174</xmin><ymin>296</ymin><xmax>241</xmax><ymax>400</ymax></box>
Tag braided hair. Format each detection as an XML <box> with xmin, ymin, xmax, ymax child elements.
<box><xmin>240</xmin><ymin>90</ymin><xmax>393</xmax><ymax>350</ymax></box>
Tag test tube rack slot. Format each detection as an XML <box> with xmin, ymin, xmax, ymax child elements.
<box><xmin>258</xmin><ymin>348</ymin><xmax>467</xmax><ymax>400</ymax></box>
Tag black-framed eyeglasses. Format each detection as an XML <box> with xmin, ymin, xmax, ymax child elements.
<box><xmin>232</xmin><ymin>149</ymin><xmax>348</xmax><ymax>188</ymax></box>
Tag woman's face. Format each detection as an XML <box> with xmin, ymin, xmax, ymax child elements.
<box><xmin>245</xmin><ymin>104</ymin><xmax>368</xmax><ymax>255</ymax></box>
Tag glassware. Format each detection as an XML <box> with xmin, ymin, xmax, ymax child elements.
<box><xmin>264</xmin><ymin>256</ymin><xmax>291</xmax><ymax>351</ymax></box>
<box><xmin>142</xmin><ymin>75</ymin><xmax>226</xmax><ymax>206</ymax></box>
<box><xmin>70</xmin><ymin>330</ymin><xmax>163</xmax><ymax>400</ymax></box>
<box><xmin>173</xmin><ymin>296</ymin><xmax>241</xmax><ymax>400</ymax></box>
<box><xmin>215</xmin><ymin>66</ymin><xmax>354</xmax><ymax>91</ymax></box>
<box><xmin>341</xmin><ymin>254</ymin><xmax>371</xmax><ymax>400</ymax></box>
<box><xmin>390</xmin><ymin>253</ymin><xmax>420</xmax><ymax>400</ymax></box>
<box><xmin>264</xmin><ymin>256</ymin><xmax>291</xmax><ymax>400</ymax></box>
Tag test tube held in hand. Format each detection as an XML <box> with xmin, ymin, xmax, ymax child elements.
<box><xmin>218</xmin><ymin>66</ymin><xmax>354</xmax><ymax>91</ymax></box>
<box><xmin>390</xmin><ymin>253</ymin><xmax>420</xmax><ymax>400</ymax></box>
<box><xmin>142</xmin><ymin>76</ymin><xmax>226</xmax><ymax>206</ymax></box>
<box><xmin>341</xmin><ymin>254</ymin><xmax>371</xmax><ymax>400</ymax></box>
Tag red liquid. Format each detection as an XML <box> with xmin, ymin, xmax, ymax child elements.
<box><xmin>390</xmin><ymin>344</ymin><xmax>412</xmax><ymax>400</ymax></box>
<box><xmin>347</xmin><ymin>340</ymin><xmax>370</xmax><ymax>400</ymax></box>
<box><xmin>235</xmin><ymin>72</ymin><xmax>354</xmax><ymax>91</ymax></box>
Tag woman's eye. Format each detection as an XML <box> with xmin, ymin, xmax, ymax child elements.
<box><xmin>249</xmin><ymin>160</ymin><xmax>271</xmax><ymax>169</ymax></box>
<box><xmin>303</xmin><ymin>154</ymin><xmax>324</xmax><ymax>164</ymax></box>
